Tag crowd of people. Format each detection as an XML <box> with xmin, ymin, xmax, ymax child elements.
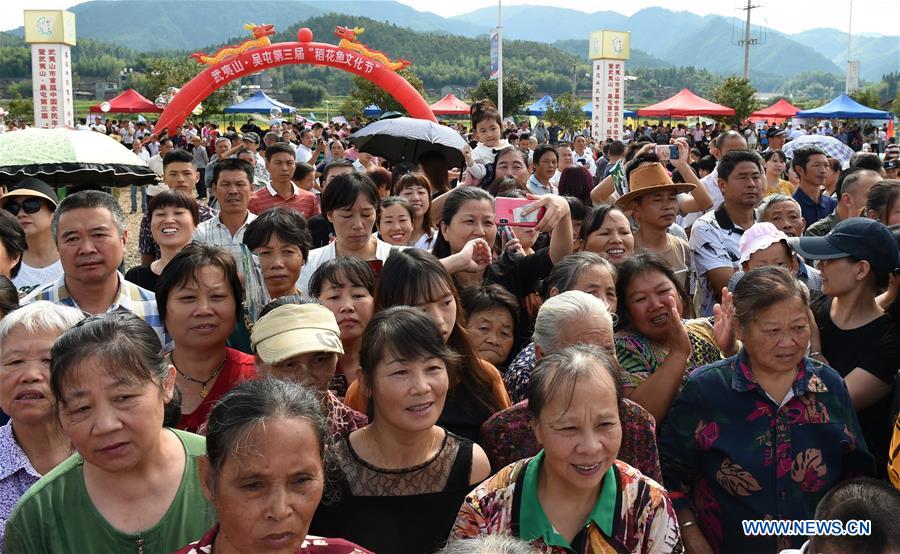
<box><xmin>0</xmin><ymin>98</ymin><xmax>899</xmax><ymax>554</ymax></box>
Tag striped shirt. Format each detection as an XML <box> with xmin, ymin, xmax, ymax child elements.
<box><xmin>193</xmin><ymin>211</ymin><xmax>257</xmax><ymax>264</ymax></box>
<box><xmin>22</xmin><ymin>272</ymin><xmax>168</xmax><ymax>348</ymax></box>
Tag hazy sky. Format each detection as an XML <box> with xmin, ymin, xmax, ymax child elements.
<box><xmin>2</xmin><ymin>0</ymin><xmax>898</xmax><ymax>35</ymax></box>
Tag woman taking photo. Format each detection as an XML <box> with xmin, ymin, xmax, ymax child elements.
<box><xmin>452</xmin><ymin>345</ymin><xmax>681</xmax><ymax>553</ymax></box>
<box><xmin>125</xmin><ymin>190</ymin><xmax>199</xmax><ymax>292</ymax></box>
<box><xmin>393</xmin><ymin>171</ymin><xmax>435</xmax><ymax>250</ymax></box>
<box><xmin>310</xmin><ymin>307</ymin><xmax>491</xmax><ymax>554</ymax></box>
<box><xmin>762</xmin><ymin>150</ymin><xmax>794</xmax><ymax>197</ymax></box>
<box><xmin>660</xmin><ymin>267</ymin><xmax>874</xmax><ymax>554</ymax></box>
<box><xmin>434</xmin><ymin>187</ymin><xmax>572</xmax><ymax>301</ymax></box>
<box><xmin>299</xmin><ymin>172</ymin><xmax>400</xmax><ymax>295</ymax></box>
<box><xmin>344</xmin><ymin>249</ymin><xmax>510</xmax><ymax>441</ymax></box>
<box><xmin>175</xmin><ymin>378</ymin><xmax>371</xmax><ymax>554</ymax></box>
<box><xmin>615</xmin><ymin>253</ymin><xmax>732</xmax><ymax>424</ymax></box>
<box><xmin>156</xmin><ymin>243</ymin><xmax>256</xmax><ymax>432</ymax></box>
<box><xmin>5</xmin><ymin>311</ymin><xmax>215</xmax><ymax>552</ymax></box>
<box><xmin>309</xmin><ymin>257</ymin><xmax>376</xmax><ymax>399</ymax></box>
<box><xmin>0</xmin><ymin>301</ymin><xmax>83</xmax><ymax>549</ymax></box>
<box><xmin>243</xmin><ymin>206</ymin><xmax>312</xmax><ymax>300</ymax></box>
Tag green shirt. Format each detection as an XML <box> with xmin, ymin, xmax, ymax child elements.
<box><xmin>5</xmin><ymin>428</ymin><xmax>215</xmax><ymax>554</ymax></box>
<box><xmin>518</xmin><ymin>450</ymin><xmax>617</xmax><ymax>551</ymax></box>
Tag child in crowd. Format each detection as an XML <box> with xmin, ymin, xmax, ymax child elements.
<box><xmin>463</xmin><ymin>100</ymin><xmax>509</xmax><ymax>187</ymax></box>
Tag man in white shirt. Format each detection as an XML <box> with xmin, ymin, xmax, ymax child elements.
<box><xmin>678</xmin><ymin>130</ymin><xmax>748</xmax><ymax>229</ymax></box>
<box><xmin>147</xmin><ymin>138</ymin><xmax>173</xmax><ymax>177</ymax></box>
<box><xmin>571</xmin><ymin>135</ymin><xmax>597</xmax><ymax>176</ymax></box>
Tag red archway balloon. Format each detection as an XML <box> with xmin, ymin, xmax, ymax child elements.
<box><xmin>155</xmin><ymin>27</ymin><xmax>435</xmax><ymax>134</ymax></box>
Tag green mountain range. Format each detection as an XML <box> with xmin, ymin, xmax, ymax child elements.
<box><xmin>5</xmin><ymin>1</ymin><xmax>895</xmax><ymax>82</ymax></box>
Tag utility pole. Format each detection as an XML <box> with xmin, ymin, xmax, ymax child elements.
<box><xmin>740</xmin><ymin>0</ymin><xmax>760</xmax><ymax>81</ymax></box>
<box><xmin>845</xmin><ymin>0</ymin><xmax>853</xmax><ymax>93</ymax></box>
<box><xmin>497</xmin><ymin>0</ymin><xmax>504</xmax><ymax>119</ymax></box>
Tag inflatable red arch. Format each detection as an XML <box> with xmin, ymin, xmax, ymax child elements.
<box><xmin>154</xmin><ymin>27</ymin><xmax>436</xmax><ymax>134</ymax></box>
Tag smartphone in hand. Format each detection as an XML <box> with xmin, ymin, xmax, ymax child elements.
<box><xmin>655</xmin><ymin>145</ymin><xmax>679</xmax><ymax>161</ymax></box>
<box><xmin>495</xmin><ymin>197</ymin><xmax>545</xmax><ymax>228</ymax></box>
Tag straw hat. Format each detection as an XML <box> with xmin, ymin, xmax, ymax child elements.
<box><xmin>615</xmin><ymin>163</ymin><xmax>695</xmax><ymax>208</ymax></box>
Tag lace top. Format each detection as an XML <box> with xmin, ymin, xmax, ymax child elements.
<box><xmin>336</xmin><ymin>430</ymin><xmax>461</xmax><ymax>497</ymax></box>
<box><xmin>310</xmin><ymin>429</ymin><xmax>473</xmax><ymax>554</ymax></box>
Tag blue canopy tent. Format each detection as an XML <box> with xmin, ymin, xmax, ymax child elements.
<box><xmin>223</xmin><ymin>91</ymin><xmax>296</xmax><ymax>114</ymax></box>
<box><xmin>364</xmin><ymin>104</ymin><xmax>382</xmax><ymax>117</ymax></box>
<box><xmin>524</xmin><ymin>95</ymin><xmax>555</xmax><ymax>116</ymax></box>
<box><xmin>581</xmin><ymin>102</ymin><xmax>636</xmax><ymax>118</ymax></box>
<box><xmin>794</xmin><ymin>94</ymin><xmax>891</xmax><ymax>120</ymax></box>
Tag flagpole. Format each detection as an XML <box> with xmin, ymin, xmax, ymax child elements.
<box><xmin>497</xmin><ymin>0</ymin><xmax>504</xmax><ymax>119</ymax></box>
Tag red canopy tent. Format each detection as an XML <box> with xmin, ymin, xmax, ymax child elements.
<box><xmin>428</xmin><ymin>94</ymin><xmax>471</xmax><ymax>116</ymax></box>
<box><xmin>89</xmin><ymin>89</ymin><xmax>163</xmax><ymax>113</ymax></box>
<box><xmin>637</xmin><ymin>88</ymin><xmax>735</xmax><ymax>118</ymax></box>
<box><xmin>749</xmin><ymin>98</ymin><xmax>799</xmax><ymax>123</ymax></box>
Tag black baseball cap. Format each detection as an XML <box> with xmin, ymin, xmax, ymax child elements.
<box><xmin>788</xmin><ymin>217</ymin><xmax>900</xmax><ymax>274</ymax></box>
<box><xmin>884</xmin><ymin>159</ymin><xmax>899</xmax><ymax>170</ymax></box>
<box><xmin>765</xmin><ymin>127</ymin><xmax>786</xmax><ymax>138</ymax></box>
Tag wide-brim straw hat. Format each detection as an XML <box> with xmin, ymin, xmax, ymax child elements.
<box><xmin>615</xmin><ymin>163</ymin><xmax>695</xmax><ymax>208</ymax></box>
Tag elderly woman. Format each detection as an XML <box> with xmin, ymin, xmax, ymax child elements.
<box><xmin>504</xmin><ymin>253</ymin><xmax>617</xmax><ymax>402</ymax></box>
<box><xmin>660</xmin><ymin>267</ymin><xmax>874</xmax><ymax>554</ymax></box>
<box><xmin>174</xmin><ymin>378</ymin><xmax>371</xmax><ymax>554</ymax></box>
<box><xmin>157</xmin><ymin>243</ymin><xmax>256</xmax><ymax>432</ymax></box>
<box><xmin>243</xmin><ymin>206</ymin><xmax>312</xmax><ymax>300</ymax></box>
<box><xmin>5</xmin><ymin>311</ymin><xmax>215</xmax><ymax>552</ymax></box>
<box><xmin>452</xmin><ymin>344</ymin><xmax>682</xmax><ymax>553</ymax></box>
<box><xmin>251</xmin><ymin>297</ymin><xmax>367</xmax><ymax>437</ymax></box>
<box><xmin>0</xmin><ymin>301</ymin><xmax>82</xmax><ymax>549</ymax></box>
<box><xmin>615</xmin><ymin>253</ymin><xmax>734</xmax><ymax>424</ymax></box>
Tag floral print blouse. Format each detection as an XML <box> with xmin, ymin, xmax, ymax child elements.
<box><xmin>659</xmin><ymin>350</ymin><xmax>874</xmax><ymax>554</ymax></box>
<box><xmin>451</xmin><ymin>456</ymin><xmax>683</xmax><ymax>553</ymax></box>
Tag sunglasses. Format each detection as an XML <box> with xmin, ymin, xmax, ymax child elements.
<box><xmin>4</xmin><ymin>197</ymin><xmax>44</xmax><ymax>216</ymax></box>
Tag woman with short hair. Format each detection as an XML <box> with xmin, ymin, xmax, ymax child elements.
<box><xmin>156</xmin><ymin>243</ymin><xmax>256</xmax><ymax>432</ymax></box>
<box><xmin>0</xmin><ymin>302</ymin><xmax>83</xmax><ymax>550</ymax></box>
<box><xmin>452</xmin><ymin>344</ymin><xmax>682</xmax><ymax>553</ymax></box>
<box><xmin>660</xmin><ymin>267</ymin><xmax>874</xmax><ymax>553</ymax></box>
<box><xmin>5</xmin><ymin>311</ymin><xmax>215</xmax><ymax>552</ymax></box>
<box><xmin>243</xmin><ymin>206</ymin><xmax>312</xmax><ymax>300</ymax></box>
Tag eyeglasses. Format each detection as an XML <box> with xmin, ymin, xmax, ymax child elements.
<box><xmin>4</xmin><ymin>197</ymin><xmax>44</xmax><ymax>216</ymax></box>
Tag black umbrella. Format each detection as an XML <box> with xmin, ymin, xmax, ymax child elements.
<box><xmin>348</xmin><ymin>117</ymin><xmax>468</xmax><ymax>167</ymax></box>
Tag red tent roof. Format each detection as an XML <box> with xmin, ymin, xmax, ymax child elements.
<box><xmin>637</xmin><ymin>88</ymin><xmax>735</xmax><ymax>117</ymax></box>
<box><xmin>89</xmin><ymin>89</ymin><xmax>162</xmax><ymax>114</ymax></box>
<box><xmin>429</xmin><ymin>94</ymin><xmax>470</xmax><ymax>116</ymax></box>
<box><xmin>749</xmin><ymin>98</ymin><xmax>799</xmax><ymax>122</ymax></box>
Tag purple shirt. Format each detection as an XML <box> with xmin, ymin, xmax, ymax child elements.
<box><xmin>0</xmin><ymin>422</ymin><xmax>43</xmax><ymax>550</ymax></box>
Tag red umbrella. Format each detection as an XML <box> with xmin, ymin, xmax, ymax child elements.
<box><xmin>89</xmin><ymin>89</ymin><xmax>163</xmax><ymax>114</ymax></box>
<box><xmin>749</xmin><ymin>98</ymin><xmax>799</xmax><ymax>123</ymax></box>
<box><xmin>637</xmin><ymin>88</ymin><xmax>735</xmax><ymax>118</ymax></box>
<box><xmin>429</xmin><ymin>94</ymin><xmax>471</xmax><ymax>116</ymax></box>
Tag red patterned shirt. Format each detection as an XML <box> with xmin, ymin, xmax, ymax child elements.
<box><xmin>248</xmin><ymin>183</ymin><xmax>320</xmax><ymax>219</ymax></box>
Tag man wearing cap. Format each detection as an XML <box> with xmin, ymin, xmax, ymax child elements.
<box><xmin>791</xmin><ymin>218</ymin><xmax>900</xmax><ymax>477</ymax></box>
<box><xmin>241</xmin><ymin>132</ymin><xmax>270</xmax><ymax>184</ymax></box>
<box><xmin>726</xmin><ymin>222</ymin><xmax>821</xmax><ymax>295</ymax></box>
<box><xmin>792</xmin><ymin>146</ymin><xmax>837</xmax><ymax>228</ymax></box>
<box><xmin>251</xmin><ymin>301</ymin><xmax>367</xmax><ymax>437</ymax></box>
<box><xmin>884</xmin><ymin>159</ymin><xmax>899</xmax><ymax>180</ymax></box>
<box><xmin>805</xmin><ymin>168</ymin><xmax>882</xmax><ymax>237</ymax></box>
<box><xmin>619</xmin><ymin>160</ymin><xmax>696</xmax><ymax>294</ymax></box>
<box><xmin>0</xmin><ymin>178</ymin><xmax>63</xmax><ymax>296</ymax></box>
<box><xmin>689</xmin><ymin>150</ymin><xmax>764</xmax><ymax>316</ymax></box>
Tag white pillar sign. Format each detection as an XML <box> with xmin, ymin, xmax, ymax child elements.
<box><xmin>589</xmin><ymin>30</ymin><xmax>630</xmax><ymax>143</ymax></box>
<box><xmin>25</xmin><ymin>10</ymin><xmax>76</xmax><ymax>129</ymax></box>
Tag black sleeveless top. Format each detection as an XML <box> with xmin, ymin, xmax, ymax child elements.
<box><xmin>310</xmin><ymin>430</ymin><xmax>474</xmax><ymax>554</ymax></box>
